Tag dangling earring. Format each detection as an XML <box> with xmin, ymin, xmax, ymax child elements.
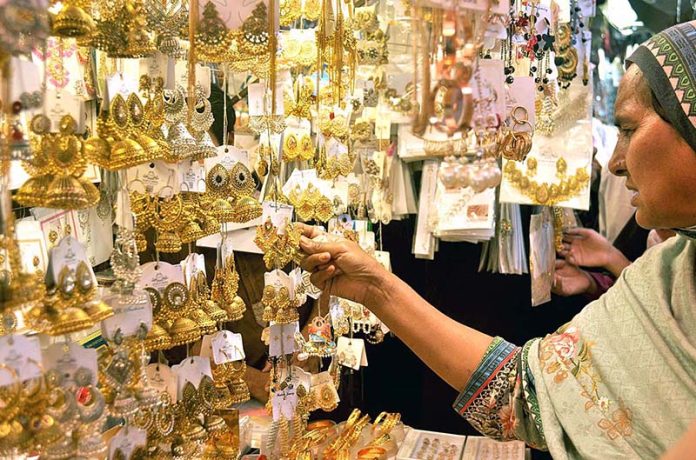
<box><xmin>283</xmin><ymin>132</ymin><xmax>299</xmax><ymax>161</ymax></box>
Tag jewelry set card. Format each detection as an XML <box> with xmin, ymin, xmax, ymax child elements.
<box><xmin>172</xmin><ymin>356</ymin><xmax>213</xmax><ymax>396</ymax></box>
<box><xmin>101</xmin><ymin>290</ymin><xmax>153</xmax><ymax>340</ymax></box>
<box><xmin>336</xmin><ymin>336</ymin><xmax>368</xmax><ymax>370</ymax></box>
<box><xmin>209</xmin><ymin>330</ymin><xmax>246</xmax><ymax>364</ymax></box>
<box><xmin>0</xmin><ymin>334</ymin><xmax>43</xmax><ymax>385</ymax></box>
<box><xmin>500</xmin><ymin>80</ymin><xmax>593</xmax><ymax>210</ymax></box>
<box><xmin>268</xmin><ymin>322</ymin><xmax>300</xmax><ymax>357</ymax></box>
<box><xmin>146</xmin><ymin>363</ymin><xmax>178</xmax><ymax>403</ymax></box>
<box><xmin>43</xmin><ymin>341</ymin><xmax>98</xmax><ymax>386</ymax></box>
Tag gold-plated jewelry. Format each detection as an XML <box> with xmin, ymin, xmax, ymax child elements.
<box><xmin>228</xmin><ymin>162</ymin><xmax>256</xmax><ymax>198</ymax></box>
<box><xmin>503</xmin><ymin>157</ymin><xmax>590</xmax><ymax>206</ymax></box>
<box><xmin>149</xmin><ymin>190</ymin><xmax>184</xmax><ymax>254</ymax></box>
<box><xmin>280</xmin><ymin>0</ymin><xmax>301</xmax><ymax>26</ymax></box>
<box><xmin>283</xmin><ymin>133</ymin><xmax>299</xmax><ymax>161</ymax></box>
<box><xmin>52</xmin><ymin>1</ymin><xmax>95</xmax><ymax>38</ymax></box>
<box><xmin>501</xmin><ymin>106</ymin><xmax>534</xmax><ymax>162</ymax></box>
<box><xmin>197</xmin><ymin>271</ymin><xmax>228</xmax><ymax>323</ymax></box>
<box><xmin>211</xmin><ymin>255</ymin><xmax>246</xmax><ymax>321</ymax></box>
<box><xmin>261</xmin><ymin>284</ymin><xmax>300</xmax><ymax>324</ymax></box>
<box><xmin>161</xmin><ymin>282</ymin><xmax>201</xmax><ymax>346</ymax></box>
<box><xmin>195</xmin><ymin>1</ymin><xmax>234</xmax><ymax>63</ymax></box>
<box><xmin>288</xmin><ymin>183</ymin><xmax>334</xmax><ymax>222</ymax></box>
<box><xmin>254</xmin><ymin>218</ymin><xmax>303</xmax><ymax>269</ymax></box>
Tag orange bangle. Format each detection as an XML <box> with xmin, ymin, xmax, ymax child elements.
<box><xmin>358</xmin><ymin>446</ymin><xmax>388</xmax><ymax>459</ymax></box>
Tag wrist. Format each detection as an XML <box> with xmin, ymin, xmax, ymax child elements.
<box><xmin>604</xmin><ymin>249</ymin><xmax>630</xmax><ymax>277</ymax></box>
<box><xmin>365</xmin><ymin>267</ymin><xmax>395</xmax><ymax>310</ymax></box>
<box><xmin>583</xmin><ymin>270</ymin><xmax>599</xmax><ymax>297</ymax></box>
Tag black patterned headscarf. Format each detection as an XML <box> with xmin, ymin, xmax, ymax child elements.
<box><xmin>626</xmin><ymin>21</ymin><xmax>696</xmax><ymax>153</ymax></box>
<box><xmin>626</xmin><ymin>21</ymin><xmax>696</xmax><ymax>238</ymax></box>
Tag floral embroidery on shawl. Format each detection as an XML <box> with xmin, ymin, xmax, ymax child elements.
<box><xmin>539</xmin><ymin>323</ymin><xmax>633</xmax><ymax>441</ymax></box>
<box><xmin>452</xmin><ymin>338</ymin><xmax>521</xmax><ymax>441</ymax></box>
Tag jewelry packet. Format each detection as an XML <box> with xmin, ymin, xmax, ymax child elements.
<box><xmin>139</xmin><ymin>261</ymin><xmax>185</xmax><ymax>290</ymax></box>
<box><xmin>529</xmin><ymin>209</ymin><xmax>555</xmax><ymax>306</ymax></box>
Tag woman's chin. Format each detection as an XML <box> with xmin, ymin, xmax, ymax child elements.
<box><xmin>634</xmin><ymin>208</ymin><xmax>660</xmax><ymax>230</ymax></box>
<box><xmin>635</xmin><ymin>207</ymin><xmax>695</xmax><ymax>230</ymax></box>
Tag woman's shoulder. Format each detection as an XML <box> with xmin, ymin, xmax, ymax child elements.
<box><xmin>623</xmin><ymin>234</ymin><xmax>693</xmax><ymax>280</ymax></box>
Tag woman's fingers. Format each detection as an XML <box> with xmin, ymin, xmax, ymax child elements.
<box><xmin>310</xmin><ymin>266</ymin><xmax>336</xmax><ymax>289</ymax></box>
<box><xmin>300</xmin><ymin>252</ymin><xmax>331</xmax><ymax>272</ymax></box>
<box><xmin>296</xmin><ymin>223</ymin><xmax>324</xmax><ymax>239</ymax></box>
<box><xmin>564</xmin><ymin>227</ymin><xmax>593</xmax><ymax>237</ymax></box>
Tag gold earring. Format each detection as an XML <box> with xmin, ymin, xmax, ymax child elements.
<box><xmin>283</xmin><ymin>133</ymin><xmax>299</xmax><ymax>161</ymax></box>
<box><xmin>299</xmin><ymin>135</ymin><xmax>314</xmax><ymax>161</ymax></box>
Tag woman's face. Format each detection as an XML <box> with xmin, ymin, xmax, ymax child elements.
<box><xmin>609</xmin><ymin>67</ymin><xmax>696</xmax><ymax>229</ymax></box>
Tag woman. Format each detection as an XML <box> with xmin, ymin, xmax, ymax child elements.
<box><xmin>300</xmin><ymin>21</ymin><xmax>696</xmax><ymax>459</ymax></box>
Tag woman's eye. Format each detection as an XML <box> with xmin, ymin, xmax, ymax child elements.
<box><xmin>618</xmin><ymin>127</ymin><xmax>634</xmax><ymax>137</ymax></box>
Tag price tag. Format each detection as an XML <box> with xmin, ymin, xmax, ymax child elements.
<box><xmin>374</xmin><ymin>250</ymin><xmax>392</xmax><ymax>272</ymax></box>
<box><xmin>325</xmin><ymin>138</ymin><xmax>349</xmax><ymax>159</ymax></box>
<box><xmin>375</xmin><ymin>117</ymin><xmax>391</xmax><ymax>140</ymax></box>
<box><xmin>210</xmin><ymin>145</ymin><xmax>250</xmax><ymax>169</ymax></box>
<box><xmin>247</xmin><ymin>83</ymin><xmax>266</xmax><ymax>116</ymax></box>
<box><xmin>127</xmin><ymin>161</ymin><xmax>180</xmax><ymax>195</ymax></box>
<box><xmin>262</xmin><ymin>201</ymin><xmax>294</xmax><ymax>233</ymax></box>
<box><xmin>179</xmin><ymin>160</ymin><xmax>206</xmax><ymax>193</ymax></box>
<box><xmin>271</xmin><ymin>386</ymin><xmax>298</xmax><ymax>421</ymax></box>
<box><xmin>44</xmin><ymin>90</ymin><xmax>84</xmax><ymax>133</ymax></box>
<box><xmin>336</xmin><ymin>337</ymin><xmax>368</xmax><ymax>370</ymax></box>
<box><xmin>49</xmin><ymin>235</ymin><xmax>92</xmax><ymax>284</ymax></box>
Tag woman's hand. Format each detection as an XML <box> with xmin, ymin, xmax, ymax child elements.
<box><xmin>298</xmin><ymin>225</ymin><xmax>391</xmax><ymax>308</ymax></box>
<box><xmin>560</xmin><ymin>228</ymin><xmax>613</xmax><ymax>267</ymax></box>
<box><xmin>552</xmin><ymin>259</ymin><xmax>598</xmax><ymax>297</ymax></box>
<box><xmin>560</xmin><ymin>228</ymin><xmax>630</xmax><ymax>277</ymax></box>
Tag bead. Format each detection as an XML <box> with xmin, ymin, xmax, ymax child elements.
<box><xmin>543</xmin><ymin>78</ymin><xmax>549</xmax><ymax>84</ymax></box>
<box><xmin>506</xmin><ymin>76</ymin><xmax>514</xmax><ymax>84</ymax></box>
<box><xmin>11</xmin><ymin>101</ymin><xmax>22</xmax><ymax>114</ymax></box>
<box><xmin>546</xmin><ymin>68</ymin><xmax>553</xmax><ymax>74</ymax></box>
<box><xmin>531</xmin><ymin>66</ymin><xmax>537</xmax><ymax>72</ymax></box>
<box><xmin>538</xmin><ymin>86</ymin><xmax>544</xmax><ymax>91</ymax></box>
<box><xmin>11</xmin><ymin>125</ymin><xmax>23</xmax><ymax>141</ymax></box>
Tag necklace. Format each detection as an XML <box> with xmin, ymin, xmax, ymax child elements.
<box><xmin>503</xmin><ymin>156</ymin><xmax>590</xmax><ymax>206</ymax></box>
